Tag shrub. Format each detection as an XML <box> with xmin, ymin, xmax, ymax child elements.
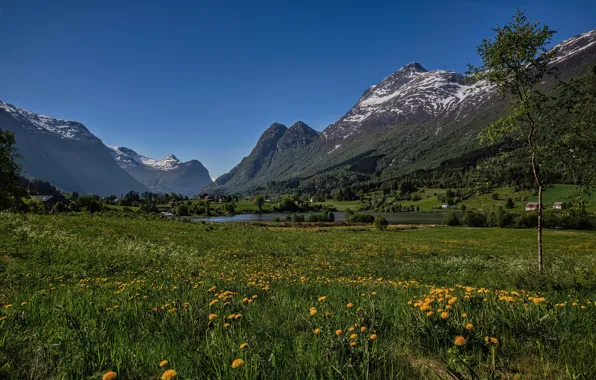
<box><xmin>176</xmin><ymin>204</ymin><xmax>189</xmax><ymax>216</ymax></box>
<box><xmin>292</xmin><ymin>213</ymin><xmax>305</xmax><ymax>223</ymax></box>
<box><xmin>53</xmin><ymin>201</ymin><xmax>67</xmax><ymax>214</ymax></box>
<box><xmin>515</xmin><ymin>213</ymin><xmax>538</xmax><ymax>228</ymax></box>
<box><xmin>444</xmin><ymin>212</ymin><xmax>460</xmax><ymax>226</ymax></box>
<box><xmin>462</xmin><ymin>211</ymin><xmax>486</xmax><ymax>227</ymax></box>
<box><xmin>348</xmin><ymin>214</ymin><xmax>375</xmax><ymax>223</ymax></box>
<box><xmin>505</xmin><ymin>197</ymin><xmax>515</xmax><ymax>209</ymax></box>
<box><xmin>374</xmin><ymin>215</ymin><xmax>389</xmax><ymax>230</ymax></box>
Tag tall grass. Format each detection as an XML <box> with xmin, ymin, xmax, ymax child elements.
<box><xmin>1</xmin><ymin>214</ymin><xmax>595</xmax><ymax>378</ymax></box>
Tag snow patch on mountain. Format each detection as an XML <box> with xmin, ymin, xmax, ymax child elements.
<box><xmin>552</xmin><ymin>30</ymin><xmax>596</xmax><ymax>64</ymax></box>
<box><xmin>0</xmin><ymin>100</ymin><xmax>96</xmax><ymax>142</ymax></box>
<box><xmin>108</xmin><ymin>146</ymin><xmax>181</xmax><ymax>171</ymax></box>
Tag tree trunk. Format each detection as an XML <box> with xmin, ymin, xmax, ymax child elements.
<box><xmin>537</xmin><ymin>185</ymin><xmax>543</xmax><ymax>275</ymax></box>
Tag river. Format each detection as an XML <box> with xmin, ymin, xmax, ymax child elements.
<box><xmin>194</xmin><ymin>211</ymin><xmax>453</xmax><ymax>224</ymax></box>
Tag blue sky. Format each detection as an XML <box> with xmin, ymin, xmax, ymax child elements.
<box><xmin>1</xmin><ymin>0</ymin><xmax>595</xmax><ymax>178</ymax></box>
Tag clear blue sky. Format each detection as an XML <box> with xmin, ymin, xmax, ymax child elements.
<box><xmin>1</xmin><ymin>0</ymin><xmax>594</xmax><ymax>178</ymax></box>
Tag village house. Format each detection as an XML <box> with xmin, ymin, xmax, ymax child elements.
<box><xmin>553</xmin><ymin>201</ymin><xmax>565</xmax><ymax>210</ymax></box>
<box><xmin>525</xmin><ymin>202</ymin><xmax>540</xmax><ymax>211</ymax></box>
<box><xmin>30</xmin><ymin>195</ymin><xmax>67</xmax><ymax>209</ymax></box>
<box><xmin>441</xmin><ymin>203</ymin><xmax>450</xmax><ymax>209</ymax></box>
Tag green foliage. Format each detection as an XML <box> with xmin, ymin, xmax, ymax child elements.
<box><xmin>347</xmin><ymin>213</ymin><xmax>375</xmax><ymax>224</ymax></box>
<box><xmin>462</xmin><ymin>211</ymin><xmax>487</xmax><ymax>227</ymax></box>
<box><xmin>254</xmin><ymin>195</ymin><xmax>265</xmax><ymax>212</ymax></box>
<box><xmin>53</xmin><ymin>201</ymin><xmax>67</xmax><ymax>214</ymax></box>
<box><xmin>444</xmin><ymin>212</ymin><xmax>460</xmax><ymax>226</ymax></box>
<box><xmin>374</xmin><ymin>215</ymin><xmax>389</xmax><ymax>230</ymax></box>
<box><xmin>176</xmin><ymin>204</ymin><xmax>189</xmax><ymax>216</ymax></box>
<box><xmin>0</xmin><ymin>128</ymin><xmax>24</xmax><ymax>210</ymax></box>
<box><xmin>1</xmin><ymin>214</ymin><xmax>596</xmax><ymax>378</ymax></box>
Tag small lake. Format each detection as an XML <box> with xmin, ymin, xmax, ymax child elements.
<box><xmin>194</xmin><ymin>211</ymin><xmax>453</xmax><ymax>225</ymax></box>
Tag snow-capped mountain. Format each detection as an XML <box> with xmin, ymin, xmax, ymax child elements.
<box><xmin>0</xmin><ymin>101</ymin><xmax>147</xmax><ymax>195</ymax></box>
<box><xmin>108</xmin><ymin>146</ymin><xmax>212</xmax><ymax>196</ymax></box>
<box><xmin>206</xmin><ymin>29</ymin><xmax>596</xmax><ymax>195</ymax></box>
<box><xmin>108</xmin><ymin>146</ymin><xmax>182</xmax><ymax>171</ymax></box>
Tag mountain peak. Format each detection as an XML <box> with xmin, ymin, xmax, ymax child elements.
<box><xmin>400</xmin><ymin>62</ymin><xmax>427</xmax><ymax>72</ymax></box>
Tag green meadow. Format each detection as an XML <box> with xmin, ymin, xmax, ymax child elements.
<box><xmin>1</xmin><ymin>214</ymin><xmax>595</xmax><ymax>379</ymax></box>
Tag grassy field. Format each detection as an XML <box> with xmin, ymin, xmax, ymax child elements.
<box><xmin>314</xmin><ymin>185</ymin><xmax>596</xmax><ymax>213</ymax></box>
<box><xmin>1</xmin><ymin>214</ymin><xmax>596</xmax><ymax>379</ymax></box>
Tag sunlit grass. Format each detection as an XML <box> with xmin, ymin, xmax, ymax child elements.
<box><xmin>1</xmin><ymin>214</ymin><xmax>595</xmax><ymax>378</ymax></box>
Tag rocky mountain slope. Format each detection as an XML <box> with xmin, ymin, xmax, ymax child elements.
<box><xmin>205</xmin><ymin>30</ymin><xmax>596</xmax><ymax>195</ymax></box>
<box><xmin>0</xmin><ymin>101</ymin><xmax>147</xmax><ymax>196</ymax></box>
<box><xmin>108</xmin><ymin>146</ymin><xmax>212</xmax><ymax>196</ymax></box>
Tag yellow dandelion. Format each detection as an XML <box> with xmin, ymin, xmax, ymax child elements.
<box><xmin>360</xmin><ymin>326</ymin><xmax>367</xmax><ymax>333</ymax></box>
<box><xmin>0</xmin><ymin>316</ymin><xmax>7</xmax><ymax>322</ymax></box>
<box><xmin>4</xmin><ymin>305</ymin><xmax>12</xmax><ymax>309</ymax></box>
<box><xmin>223</xmin><ymin>323</ymin><xmax>231</xmax><ymax>328</ymax></box>
<box><xmin>426</xmin><ymin>311</ymin><xmax>435</xmax><ymax>317</ymax></box>
<box><xmin>347</xmin><ymin>303</ymin><xmax>354</xmax><ymax>308</ymax></box>
<box><xmin>208</xmin><ymin>313</ymin><xmax>217</xmax><ymax>321</ymax></box>
<box><xmin>232</xmin><ymin>358</ymin><xmax>245</xmax><ymax>369</ymax></box>
<box><xmin>161</xmin><ymin>369</ymin><xmax>176</xmax><ymax>380</ymax></box>
<box><xmin>441</xmin><ymin>312</ymin><xmax>449</xmax><ymax>319</ymax></box>
<box><xmin>159</xmin><ymin>360</ymin><xmax>168</xmax><ymax>368</ymax></box>
<box><xmin>318</xmin><ymin>296</ymin><xmax>327</xmax><ymax>302</ymax></box>
<box><xmin>240</xmin><ymin>343</ymin><xmax>248</xmax><ymax>349</ymax></box>
<box><xmin>102</xmin><ymin>371</ymin><xmax>117</xmax><ymax>380</ymax></box>
<box><xmin>313</xmin><ymin>328</ymin><xmax>321</xmax><ymax>334</ymax></box>
<box><xmin>336</xmin><ymin>329</ymin><xmax>343</xmax><ymax>336</ymax></box>
<box><xmin>349</xmin><ymin>341</ymin><xmax>357</xmax><ymax>347</ymax></box>
<box><xmin>454</xmin><ymin>336</ymin><xmax>466</xmax><ymax>346</ymax></box>
<box><xmin>485</xmin><ymin>336</ymin><xmax>500</xmax><ymax>345</ymax></box>
<box><xmin>350</xmin><ymin>333</ymin><xmax>357</xmax><ymax>339</ymax></box>
<box><xmin>310</xmin><ymin>308</ymin><xmax>318</xmax><ymax>316</ymax></box>
<box><xmin>465</xmin><ymin>323</ymin><xmax>473</xmax><ymax>330</ymax></box>
<box><xmin>448</xmin><ymin>297</ymin><xmax>457</xmax><ymax>305</ymax></box>
<box><xmin>234</xmin><ymin>313</ymin><xmax>242</xmax><ymax>319</ymax></box>
<box><xmin>209</xmin><ymin>299</ymin><xmax>219</xmax><ymax>306</ymax></box>
<box><xmin>461</xmin><ymin>313</ymin><xmax>467</xmax><ymax>318</ymax></box>
<box><xmin>348</xmin><ymin>327</ymin><xmax>355</xmax><ymax>332</ymax></box>
<box><xmin>369</xmin><ymin>334</ymin><xmax>377</xmax><ymax>341</ymax></box>
<box><xmin>371</xmin><ymin>292</ymin><xmax>377</xmax><ymax>296</ymax></box>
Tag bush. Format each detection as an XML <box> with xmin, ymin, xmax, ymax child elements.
<box><xmin>374</xmin><ymin>215</ymin><xmax>389</xmax><ymax>230</ymax></box>
<box><xmin>462</xmin><ymin>210</ymin><xmax>487</xmax><ymax>227</ymax></box>
<box><xmin>515</xmin><ymin>213</ymin><xmax>538</xmax><ymax>228</ymax></box>
<box><xmin>284</xmin><ymin>215</ymin><xmax>292</xmax><ymax>222</ymax></box>
<box><xmin>492</xmin><ymin>193</ymin><xmax>499</xmax><ymax>200</ymax></box>
<box><xmin>487</xmin><ymin>206</ymin><xmax>511</xmax><ymax>227</ymax></box>
<box><xmin>176</xmin><ymin>204</ymin><xmax>189</xmax><ymax>216</ymax></box>
<box><xmin>505</xmin><ymin>197</ymin><xmax>515</xmax><ymax>209</ymax></box>
<box><xmin>53</xmin><ymin>201</ymin><xmax>67</xmax><ymax>214</ymax></box>
<box><xmin>348</xmin><ymin>214</ymin><xmax>375</xmax><ymax>223</ymax></box>
<box><xmin>444</xmin><ymin>212</ymin><xmax>460</xmax><ymax>226</ymax></box>
<box><xmin>292</xmin><ymin>213</ymin><xmax>305</xmax><ymax>223</ymax></box>
<box><xmin>272</xmin><ymin>217</ymin><xmax>281</xmax><ymax>223</ymax></box>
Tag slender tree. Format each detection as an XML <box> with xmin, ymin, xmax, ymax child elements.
<box><xmin>0</xmin><ymin>128</ymin><xmax>23</xmax><ymax>210</ymax></box>
<box><xmin>467</xmin><ymin>9</ymin><xmax>558</xmax><ymax>274</ymax></box>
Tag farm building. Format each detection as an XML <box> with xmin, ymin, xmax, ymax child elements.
<box><xmin>525</xmin><ymin>202</ymin><xmax>540</xmax><ymax>211</ymax></box>
<box><xmin>553</xmin><ymin>202</ymin><xmax>565</xmax><ymax>210</ymax></box>
<box><xmin>30</xmin><ymin>195</ymin><xmax>67</xmax><ymax>209</ymax></box>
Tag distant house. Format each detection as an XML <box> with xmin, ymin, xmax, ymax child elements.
<box><xmin>30</xmin><ymin>195</ymin><xmax>67</xmax><ymax>209</ymax></box>
<box><xmin>441</xmin><ymin>203</ymin><xmax>450</xmax><ymax>209</ymax></box>
<box><xmin>525</xmin><ymin>202</ymin><xmax>540</xmax><ymax>211</ymax></box>
<box><xmin>553</xmin><ymin>202</ymin><xmax>565</xmax><ymax>210</ymax></box>
<box><xmin>161</xmin><ymin>211</ymin><xmax>175</xmax><ymax>217</ymax></box>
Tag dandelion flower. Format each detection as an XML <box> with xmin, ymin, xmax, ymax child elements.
<box><xmin>232</xmin><ymin>358</ymin><xmax>245</xmax><ymax>369</ymax></box>
<box><xmin>102</xmin><ymin>371</ymin><xmax>117</xmax><ymax>380</ymax></box>
<box><xmin>461</xmin><ymin>313</ymin><xmax>467</xmax><ymax>318</ymax></box>
<box><xmin>448</xmin><ymin>297</ymin><xmax>457</xmax><ymax>305</ymax></box>
<box><xmin>223</xmin><ymin>323</ymin><xmax>230</xmax><ymax>328</ymax></box>
<box><xmin>347</xmin><ymin>303</ymin><xmax>354</xmax><ymax>308</ymax></box>
<box><xmin>310</xmin><ymin>308</ymin><xmax>318</xmax><ymax>316</ymax></box>
<box><xmin>208</xmin><ymin>313</ymin><xmax>217</xmax><ymax>321</ymax></box>
<box><xmin>318</xmin><ymin>296</ymin><xmax>327</xmax><ymax>302</ymax></box>
<box><xmin>485</xmin><ymin>336</ymin><xmax>500</xmax><ymax>345</ymax></box>
<box><xmin>426</xmin><ymin>311</ymin><xmax>435</xmax><ymax>317</ymax></box>
<box><xmin>161</xmin><ymin>369</ymin><xmax>176</xmax><ymax>379</ymax></box>
<box><xmin>240</xmin><ymin>343</ymin><xmax>248</xmax><ymax>349</ymax></box>
<box><xmin>159</xmin><ymin>360</ymin><xmax>168</xmax><ymax>368</ymax></box>
<box><xmin>0</xmin><ymin>316</ymin><xmax>6</xmax><ymax>322</ymax></box>
<box><xmin>441</xmin><ymin>312</ymin><xmax>449</xmax><ymax>319</ymax></box>
<box><xmin>336</xmin><ymin>329</ymin><xmax>343</xmax><ymax>336</ymax></box>
<box><xmin>348</xmin><ymin>327</ymin><xmax>354</xmax><ymax>332</ymax></box>
<box><xmin>313</xmin><ymin>328</ymin><xmax>321</xmax><ymax>334</ymax></box>
<box><xmin>349</xmin><ymin>341</ymin><xmax>357</xmax><ymax>347</ymax></box>
<box><xmin>454</xmin><ymin>336</ymin><xmax>466</xmax><ymax>346</ymax></box>
<box><xmin>465</xmin><ymin>323</ymin><xmax>473</xmax><ymax>330</ymax></box>
<box><xmin>350</xmin><ymin>333</ymin><xmax>357</xmax><ymax>339</ymax></box>
<box><xmin>369</xmin><ymin>334</ymin><xmax>377</xmax><ymax>341</ymax></box>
